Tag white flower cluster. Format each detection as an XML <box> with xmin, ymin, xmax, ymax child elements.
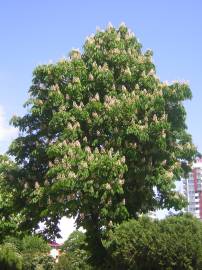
<box><xmin>80</xmin><ymin>213</ymin><xmax>85</xmax><ymax>220</ymax></box>
<box><xmin>107</xmin><ymin>22</ymin><xmax>114</xmax><ymax>30</ymax></box>
<box><xmin>121</xmin><ymin>156</ymin><xmax>126</xmax><ymax>163</ymax></box>
<box><xmin>161</xmin><ymin>160</ymin><xmax>167</xmax><ymax>166</ymax></box>
<box><xmin>24</xmin><ymin>182</ymin><xmax>29</xmax><ymax>189</ymax></box>
<box><xmin>119</xmin><ymin>22</ymin><xmax>126</xmax><ymax>28</ymax></box>
<box><xmin>184</xmin><ymin>142</ymin><xmax>194</xmax><ymax>150</ymax></box>
<box><xmin>148</xmin><ymin>69</ymin><xmax>155</xmax><ymax>76</ymax></box>
<box><xmin>68</xmin><ymin>171</ymin><xmax>77</xmax><ymax>179</ymax></box>
<box><xmin>66</xmin><ymin>193</ymin><xmax>76</xmax><ymax>201</ymax></box>
<box><xmin>88</xmin><ymin>73</ymin><xmax>94</xmax><ymax>81</ymax></box>
<box><xmin>67</xmin><ymin>121</ymin><xmax>80</xmax><ymax>130</ymax></box>
<box><xmin>162</xmin><ymin>81</ymin><xmax>169</xmax><ymax>86</ymax></box>
<box><xmin>86</xmin><ymin>34</ymin><xmax>94</xmax><ymax>45</ymax></box>
<box><xmin>124</xmin><ymin>67</ymin><xmax>131</xmax><ymax>76</ymax></box>
<box><xmin>119</xmin><ymin>179</ymin><xmax>125</xmax><ymax>185</ymax></box>
<box><xmin>104</xmin><ymin>95</ymin><xmax>119</xmax><ymax>108</ymax></box>
<box><xmin>87</xmin><ymin>154</ymin><xmax>94</xmax><ymax>162</ymax></box>
<box><xmin>128</xmin><ymin>29</ymin><xmax>135</xmax><ymax>38</ymax></box>
<box><xmin>105</xmin><ymin>183</ymin><xmax>112</xmax><ymax>190</ymax></box>
<box><xmin>108</xmin><ymin>220</ymin><xmax>113</xmax><ymax>227</ymax></box>
<box><xmin>79</xmin><ymin>161</ymin><xmax>88</xmax><ymax>169</ymax></box>
<box><xmin>90</xmin><ymin>93</ymin><xmax>100</xmax><ymax>102</ymax></box>
<box><xmin>85</xmin><ymin>146</ymin><xmax>91</xmax><ymax>153</ymax></box>
<box><xmin>138</xmin><ymin>55</ymin><xmax>146</xmax><ymax>64</ymax></box>
<box><xmin>62</xmin><ymin>140</ymin><xmax>68</xmax><ymax>146</ymax></box>
<box><xmin>0</xmin><ymin>159</ymin><xmax>11</xmax><ymax>165</ymax></box>
<box><xmin>73</xmin><ymin>101</ymin><xmax>84</xmax><ymax>110</ymax></box>
<box><xmin>165</xmin><ymin>171</ymin><xmax>174</xmax><ymax>179</ymax></box>
<box><xmin>70</xmin><ymin>49</ymin><xmax>81</xmax><ymax>60</ymax></box>
<box><xmin>92</xmin><ymin>61</ymin><xmax>97</xmax><ymax>68</ymax></box>
<box><xmin>128</xmin><ymin>142</ymin><xmax>137</xmax><ymax>149</ymax></box>
<box><xmin>116</xmin><ymin>32</ymin><xmax>121</xmax><ymax>41</ymax></box>
<box><xmin>56</xmin><ymin>173</ymin><xmax>66</xmax><ymax>181</ymax></box>
<box><xmin>35</xmin><ymin>181</ymin><xmax>40</xmax><ymax>189</ymax></box>
<box><xmin>72</xmin><ymin>77</ymin><xmax>80</xmax><ymax>84</ymax></box>
<box><xmin>68</xmin><ymin>140</ymin><xmax>81</xmax><ymax>149</ymax></box>
<box><xmin>161</xmin><ymin>130</ymin><xmax>166</xmax><ymax>138</ymax></box>
<box><xmin>110</xmin><ymin>48</ymin><xmax>120</xmax><ymax>55</ymax></box>
<box><xmin>152</xmin><ymin>114</ymin><xmax>158</xmax><ymax>122</ymax></box>
<box><xmin>97</xmin><ymin>63</ymin><xmax>109</xmax><ymax>72</ymax></box>
<box><xmin>51</xmin><ymin>84</ymin><xmax>60</xmax><ymax>91</ymax></box>
<box><xmin>44</xmin><ymin>179</ymin><xmax>49</xmax><ymax>186</ymax></box>
<box><xmin>92</xmin><ymin>112</ymin><xmax>98</xmax><ymax>118</ymax></box>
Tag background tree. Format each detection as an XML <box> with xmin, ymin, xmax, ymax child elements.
<box><xmin>108</xmin><ymin>214</ymin><xmax>202</xmax><ymax>270</ymax></box>
<box><xmin>17</xmin><ymin>235</ymin><xmax>52</xmax><ymax>270</ymax></box>
<box><xmin>0</xmin><ymin>242</ymin><xmax>23</xmax><ymax>270</ymax></box>
<box><xmin>4</xmin><ymin>235</ymin><xmax>54</xmax><ymax>270</ymax></box>
<box><xmin>56</xmin><ymin>230</ymin><xmax>92</xmax><ymax>270</ymax></box>
<box><xmin>7</xmin><ymin>23</ymin><xmax>196</xmax><ymax>264</ymax></box>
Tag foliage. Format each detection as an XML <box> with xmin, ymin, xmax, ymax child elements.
<box><xmin>56</xmin><ymin>231</ymin><xmax>92</xmax><ymax>270</ymax></box>
<box><xmin>0</xmin><ymin>155</ymin><xmax>24</xmax><ymax>241</ymax></box>
<box><xmin>20</xmin><ymin>235</ymin><xmax>50</xmax><ymax>254</ymax></box>
<box><xmin>4</xmin><ymin>23</ymin><xmax>196</xmax><ymax>264</ymax></box>
<box><xmin>0</xmin><ymin>243</ymin><xmax>23</xmax><ymax>270</ymax></box>
<box><xmin>4</xmin><ymin>235</ymin><xmax>53</xmax><ymax>270</ymax></box>
<box><xmin>23</xmin><ymin>254</ymin><xmax>55</xmax><ymax>270</ymax></box>
<box><xmin>108</xmin><ymin>214</ymin><xmax>202</xmax><ymax>270</ymax></box>
<box><xmin>20</xmin><ymin>235</ymin><xmax>51</xmax><ymax>270</ymax></box>
<box><xmin>61</xmin><ymin>230</ymin><xmax>87</xmax><ymax>252</ymax></box>
<box><xmin>56</xmin><ymin>253</ymin><xmax>92</xmax><ymax>270</ymax></box>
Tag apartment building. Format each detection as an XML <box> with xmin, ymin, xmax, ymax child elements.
<box><xmin>183</xmin><ymin>159</ymin><xmax>202</xmax><ymax>219</ymax></box>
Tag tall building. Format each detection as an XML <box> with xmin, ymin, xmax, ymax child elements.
<box><xmin>183</xmin><ymin>159</ymin><xmax>202</xmax><ymax>219</ymax></box>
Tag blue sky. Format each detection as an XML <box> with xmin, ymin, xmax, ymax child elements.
<box><xmin>0</xmin><ymin>0</ymin><xmax>202</xmax><ymax>239</ymax></box>
<box><xmin>0</xmin><ymin>0</ymin><xmax>202</xmax><ymax>153</ymax></box>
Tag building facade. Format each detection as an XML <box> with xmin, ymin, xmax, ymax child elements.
<box><xmin>183</xmin><ymin>159</ymin><xmax>202</xmax><ymax>219</ymax></box>
<box><xmin>49</xmin><ymin>242</ymin><xmax>62</xmax><ymax>262</ymax></box>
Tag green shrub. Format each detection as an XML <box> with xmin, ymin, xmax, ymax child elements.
<box><xmin>108</xmin><ymin>214</ymin><xmax>202</xmax><ymax>270</ymax></box>
<box><xmin>56</xmin><ymin>231</ymin><xmax>92</xmax><ymax>270</ymax></box>
<box><xmin>4</xmin><ymin>235</ymin><xmax>53</xmax><ymax>270</ymax></box>
<box><xmin>24</xmin><ymin>254</ymin><xmax>55</xmax><ymax>270</ymax></box>
<box><xmin>0</xmin><ymin>243</ymin><xmax>23</xmax><ymax>270</ymax></box>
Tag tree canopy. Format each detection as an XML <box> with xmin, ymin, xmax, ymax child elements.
<box><xmin>1</xmin><ymin>23</ymin><xmax>196</xmax><ymax>263</ymax></box>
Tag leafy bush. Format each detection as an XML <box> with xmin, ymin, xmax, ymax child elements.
<box><xmin>0</xmin><ymin>243</ymin><xmax>23</xmax><ymax>270</ymax></box>
<box><xmin>21</xmin><ymin>235</ymin><xmax>50</xmax><ymax>254</ymax></box>
<box><xmin>25</xmin><ymin>254</ymin><xmax>55</xmax><ymax>270</ymax></box>
<box><xmin>56</xmin><ymin>231</ymin><xmax>92</xmax><ymax>270</ymax></box>
<box><xmin>4</xmin><ymin>235</ymin><xmax>53</xmax><ymax>270</ymax></box>
<box><xmin>108</xmin><ymin>214</ymin><xmax>202</xmax><ymax>270</ymax></box>
<box><xmin>20</xmin><ymin>236</ymin><xmax>51</xmax><ymax>270</ymax></box>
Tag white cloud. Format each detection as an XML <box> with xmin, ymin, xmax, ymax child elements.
<box><xmin>57</xmin><ymin>217</ymin><xmax>76</xmax><ymax>243</ymax></box>
<box><xmin>0</xmin><ymin>105</ymin><xmax>17</xmax><ymax>153</ymax></box>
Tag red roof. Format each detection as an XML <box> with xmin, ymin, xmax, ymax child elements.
<box><xmin>49</xmin><ymin>242</ymin><xmax>63</xmax><ymax>247</ymax></box>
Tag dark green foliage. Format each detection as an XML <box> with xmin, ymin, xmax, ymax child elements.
<box><xmin>108</xmin><ymin>214</ymin><xmax>202</xmax><ymax>270</ymax></box>
<box><xmin>56</xmin><ymin>231</ymin><xmax>92</xmax><ymax>270</ymax></box>
<box><xmin>20</xmin><ymin>235</ymin><xmax>50</xmax><ymax>254</ymax></box>
<box><xmin>4</xmin><ymin>235</ymin><xmax>53</xmax><ymax>270</ymax></box>
<box><xmin>23</xmin><ymin>254</ymin><xmax>55</xmax><ymax>270</ymax></box>
<box><xmin>20</xmin><ymin>236</ymin><xmax>51</xmax><ymax>270</ymax></box>
<box><xmin>0</xmin><ymin>155</ymin><xmax>23</xmax><ymax>241</ymax></box>
<box><xmin>0</xmin><ymin>243</ymin><xmax>23</xmax><ymax>270</ymax></box>
<box><xmin>61</xmin><ymin>230</ymin><xmax>87</xmax><ymax>253</ymax></box>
